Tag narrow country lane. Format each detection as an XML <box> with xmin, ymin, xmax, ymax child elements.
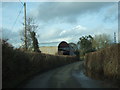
<box><xmin>20</xmin><ymin>61</ymin><xmax>118</xmax><ymax>88</ymax></box>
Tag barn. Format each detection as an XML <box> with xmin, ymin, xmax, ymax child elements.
<box><xmin>58</xmin><ymin>41</ymin><xmax>75</xmax><ymax>55</ymax></box>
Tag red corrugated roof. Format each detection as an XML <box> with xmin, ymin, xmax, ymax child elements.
<box><xmin>58</xmin><ymin>41</ymin><xmax>69</xmax><ymax>48</ymax></box>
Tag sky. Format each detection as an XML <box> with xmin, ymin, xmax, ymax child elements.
<box><xmin>1</xmin><ymin>1</ymin><xmax>119</xmax><ymax>47</ymax></box>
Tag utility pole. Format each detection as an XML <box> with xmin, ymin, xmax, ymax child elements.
<box><xmin>114</xmin><ymin>32</ymin><xmax>116</xmax><ymax>44</ymax></box>
<box><xmin>24</xmin><ymin>2</ymin><xmax>27</xmax><ymax>50</ymax></box>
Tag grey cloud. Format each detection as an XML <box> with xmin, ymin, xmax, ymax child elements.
<box><xmin>2</xmin><ymin>28</ymin><xmax>21</xmax><ymax>47</ymax></box>
<box><xmin>35</xmin><ymin>2</ymin><xmax>114</xmax><ymax>23</ymax></box>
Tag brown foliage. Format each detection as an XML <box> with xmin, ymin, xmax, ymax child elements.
<box><xmin>2</xmin><ymin>40</ymin><xmax>77</xmax><ymax>88</ymax></box>
<box><xmin>85</xmin><ymin>44</ymin><xmax>120</xmax><ymax>80</ymax></box>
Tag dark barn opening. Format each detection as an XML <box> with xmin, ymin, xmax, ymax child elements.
<box><xmin>58</xmin><ymin>41</ymin><xmax>70</xmax><ymax>55</ymax></box>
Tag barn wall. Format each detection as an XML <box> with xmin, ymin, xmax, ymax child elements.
<box><xmin>40</xmin><ymin>46</ymin><xmax>58</xmax><ymax>55</ymax></box>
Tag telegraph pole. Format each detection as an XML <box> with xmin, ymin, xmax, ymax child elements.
<box><xmin>24</xmin><ymin>2</ymin><xmax>27</xmax><ymax>50</ymax></box>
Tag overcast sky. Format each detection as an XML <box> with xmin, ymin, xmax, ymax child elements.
<box><xmin>1</xmin><ymin>2</ymin><xmax>119</xmax><ymax>47</ymax></box>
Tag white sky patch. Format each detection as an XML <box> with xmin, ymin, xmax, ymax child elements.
<box><xmin>60</xmin><ymin>25</ymin><xmax>86</xmax><ymax>36</ymax></box>
<box><xmin>38</xmin><ymin>25</ymin><xmax>87</xmax><ymax>44</ymax></box>
<box><xmin>73</xmin><ymin>25</ymin><xmax>86</xmax><ymax>30</ymax></box>
<box><xmin>59</xmin><ymin>30</ymin><xmax>66</xmax><ymax>36</ymax></box>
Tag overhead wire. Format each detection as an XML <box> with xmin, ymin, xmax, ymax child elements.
<box><xmin>19</xmin><ymin>0</ymin><xmax>24</xmax><ymax>6</ymax></box>
<box><xmin>11</xmin><ymin>5</ymin><xmax>24</xmax><ymax>31</ymax></box>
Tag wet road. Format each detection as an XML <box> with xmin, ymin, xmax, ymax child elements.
<box><xmin>21</xmin><ymin>61</ymin><xmax>118</xmax><ymax>88</ymax></box>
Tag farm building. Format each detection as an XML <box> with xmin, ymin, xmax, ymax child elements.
<box><xmin>39</xmin><ymin>41</ymin><xmax>76</xmax><ymax>55</ymax></box>
<box><xmin>58</xmin><ymin>41</ymin><xmax>76</xmax><ymax>56</ymax></box>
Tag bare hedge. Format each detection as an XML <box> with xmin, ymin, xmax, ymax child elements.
<box><xmin>85</xmin><ymin>44</ymin><xmax>120</xmax><ymax>80</ymax></box>
<box><xmin>2</xmin><ymin>40</ymin><xmax>78</xmax><ymax>88</ymax></box>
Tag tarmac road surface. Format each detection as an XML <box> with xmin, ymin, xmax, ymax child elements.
<box><xmin>21</xmin><ymin>61</ymin><xmax>118</xmax><ymax>88</ymax></box>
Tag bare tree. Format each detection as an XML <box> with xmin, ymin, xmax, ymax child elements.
<box><xmin>20</xmin><ymin>17</ymin><xmax>40</xmax><ymax>52</ymax></box>
<box><xmin>92</xmin><ymin>33</ymin><xmax>112</xmax><ymax>50</ymax></box>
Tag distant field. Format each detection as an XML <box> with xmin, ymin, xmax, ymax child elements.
<box><xmin>40</xmin><ymin>46</ymin><xmax>58</xmax><ymax>55</ymax></box>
